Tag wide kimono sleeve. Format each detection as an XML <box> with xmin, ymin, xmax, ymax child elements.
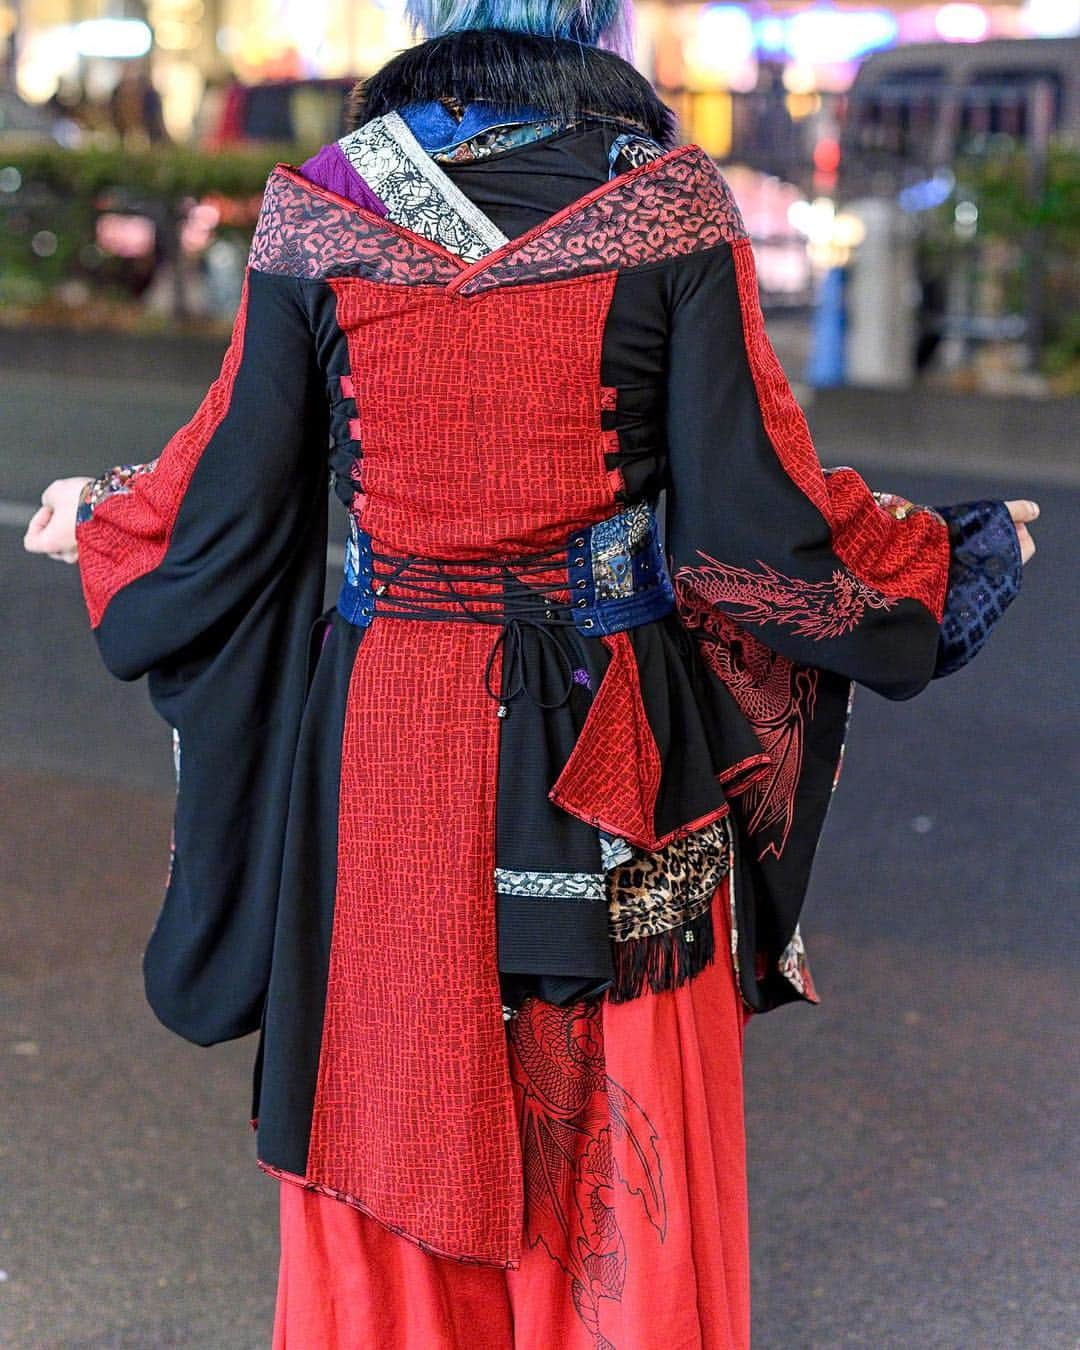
<box><xmin>75</xmin><ymin>224</ymin><xmax>331</xmax><ymax>1047</ymax></box>
<box><xmin>661</xmin><ymin>188</ymin><xmax>1023</xmax><ymax>1012</ymax></box>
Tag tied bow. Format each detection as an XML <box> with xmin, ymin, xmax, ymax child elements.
<box><xmin>483</xmin><ymin>616</ymin><xmax>576</xmax><ymax>718</ymax></box>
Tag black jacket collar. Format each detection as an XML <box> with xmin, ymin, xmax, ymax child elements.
<box><xmin>346</xmin><ymin>28</ymin><xmax>679</xmax><ymax>148</ymax></box>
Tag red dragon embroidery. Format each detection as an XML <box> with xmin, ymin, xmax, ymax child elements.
<box><xmin>675</xmin><ymin>552</ymin><xmax>900</xmax><ymax>642</ymax></box>
<box><xmin>671</xmin><ymin>558</ymin><xmax>870</xmax><ymax>861</ymax></box>
<box><xmin>507</xmin><ymin>999</ymin><xmax>667</xmax><ymax>1350</ymax></box>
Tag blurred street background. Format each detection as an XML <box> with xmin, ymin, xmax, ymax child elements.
<box><xmin>2</xmin><ymin>0</ymin><xmax>1079</xmax><ymax>1346</ymax></box>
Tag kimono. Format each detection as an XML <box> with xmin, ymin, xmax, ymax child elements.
<box><xmin>73</xmin><ymin>29</ymin><xmax>1024</xmax><ymax>1348</ymax></box>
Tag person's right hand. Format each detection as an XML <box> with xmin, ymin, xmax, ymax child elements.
<box><xmin>1004</xmin><ymin>499</ymin><xmax>1038</xmax><ymax>564</ymax></box>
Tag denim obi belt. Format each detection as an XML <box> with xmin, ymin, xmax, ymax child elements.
<box><xmin>337</xmin><ymin>500</ymin><xmax>675</xmax><ymax>717</ymax></box>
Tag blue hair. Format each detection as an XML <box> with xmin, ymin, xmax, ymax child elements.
<box><xmin>403</xmin><ymin>0</ymin><xmax>636</xmax><ymax>62</ymax></box>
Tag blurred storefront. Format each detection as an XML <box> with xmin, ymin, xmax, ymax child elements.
<box><xmin>4</xmin><ymin>2</ymin><xmax>1078</xmax><ymax>143</ymax></box>
<box><xmin>5</xmin><ymin>0</ymin><xmax>413</xmax><ymax>139</ymax></box>
<box><xmin>3</xmin><ymin>1</ymin><xmax>1076</xmax><ymax>392</ymax></box>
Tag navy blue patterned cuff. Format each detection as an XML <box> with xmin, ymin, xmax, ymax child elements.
<box><xmin>931</xmin><ymin>499</ymin><xmax>1023</xmax><ymax>678</ymax></box>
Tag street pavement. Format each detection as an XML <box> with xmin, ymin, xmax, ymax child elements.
<box><xmin>1</xmin><ymin>366</ymin><xmax>1077</xmax><ymax>1348</ymax></box>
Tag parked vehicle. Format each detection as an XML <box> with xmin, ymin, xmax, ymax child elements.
<box><xmin>837</xmin><ymin>36</ymin><xmax>1080</xmax><ymax>200</ymax></box>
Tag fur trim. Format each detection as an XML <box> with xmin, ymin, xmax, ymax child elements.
<box><xmin>345</xmin><ymin>27</ymin><xmax>679</xmax><ymax>148</ymax></box>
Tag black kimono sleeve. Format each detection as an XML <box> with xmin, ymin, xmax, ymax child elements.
<box><xmin>75</xmin><ymin>251</ymin><xmax>330</xmax><ymax>1047</ymax></box>
<box><xmin>662</xmin><ymin>224</ymin><xmax>1023</xmax><ymax>1011</ymax></box>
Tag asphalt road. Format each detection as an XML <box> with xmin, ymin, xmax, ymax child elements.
<box><xmin>1</xmin><ymin>369</ymin><xmax>1077</xmax><ymax>1349</ymax></box>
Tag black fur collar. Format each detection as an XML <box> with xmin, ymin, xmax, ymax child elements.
<box><xmin>345</xmin><ymin>28</ymin><xmax>679</xmax><ymax>148</ymax></box>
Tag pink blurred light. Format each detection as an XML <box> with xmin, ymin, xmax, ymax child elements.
<box><xmin>95</xmin><ymin>213</ymin><xmax>155</xmax><ymax>258</ymax></box>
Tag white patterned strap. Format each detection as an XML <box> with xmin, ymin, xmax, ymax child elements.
<box><xmin>337</xmin><ymin>111</ymin><xmax>509</xmax><ymax>263</ymax></box>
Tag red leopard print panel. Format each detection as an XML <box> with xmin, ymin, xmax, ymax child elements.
<box><xmin>248</xmin><ymin>148</ymin><xmax>750</xmax><ymax>291</ymax></box>
<box><xmin>456</xmin><ymin>145</ymin><xmax>748</xmax><ymax>295</ymax></box>
<box><xmin>248</xmin><ymin>166</ymin><xmax>464</xmax><ymax>286</ymax></box>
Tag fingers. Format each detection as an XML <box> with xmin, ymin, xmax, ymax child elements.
<box><xmin>24</xmin><ymin>477</ymin><xmax>85</xmax><ymax>559</ymax></box>
<box><xmin>23</xmin><ymin>505</ymin><xmax>54</xmax><ymax>552</ymax></box>
<box><xmin>1005</xmin><ymin>499</ymin><xmax>1040</xmax><ymax>524</ymax></box>
<box><xmin>1003</xmin><ymin>499</ymin><xmax>1038</xmax><ymax>564</ymax></box>
<box><xmin>1014</xmin><ymin>523</ymin><xmax>1036</xmax><ymax>565</ymax></box>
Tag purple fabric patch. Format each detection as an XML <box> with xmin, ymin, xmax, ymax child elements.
<box><xmin>299</xmin><ymin>143</ymin><xmax>389</xmax><ymax>216</ymax></box>
<box><xmin>572</xmin><ymin>667</ymin><xmax>593</xmax><ymax>691</ymax></box>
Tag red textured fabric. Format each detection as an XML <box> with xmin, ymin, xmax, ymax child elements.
<box><xmin>549</xmin><ymin>630</ymin><xmax>740</xmax><ymax>851</ymax></box>
<box><xmin>600</xmin><ymin>382</ymin><xmax>626</xmax><ymax>496</ymax></box>
<box><xmin>304</xmin><ymin>618</ymin><xmax>522</xmax><ymax>1266</ymax></box>
<box><xmin>303</xmin><ymin>273</ymin><xmax>643</xmax><ymax>1267</ymax></box>
<box><xmin>549</xmin><ymin>631</ymin><xmax>661</xmax><ymax>848</ymax></box>
<box><xmin>77</xmin><ymin>272</ymin><xmax>251</xmax><ymax>628</ymax></box>
<box><xmin>546</xmin><ymin>628</ymin><xmax>723</xmax><ymax>853</ymax></box>
<box><xmin>729</xmin><ymin>237</ymin><xmax>950</xmax><ymax>621</ymax></box>
<box><xmin>273</xmin><ymin>881</ymin><xmax>751</xmax><ymax>1349</ymax></box>
<box><xmin>329</xmin><ymin>271</ymin><xmax>623</xmax><ymax>556</ymax></box>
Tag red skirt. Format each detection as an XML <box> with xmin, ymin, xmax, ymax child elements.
<box><xmin>272</xmin><ymin>880</ymin><xmax>752</xmax><ymax>1349</ymax></box>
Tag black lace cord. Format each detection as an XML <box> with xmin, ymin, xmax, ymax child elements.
<box><xmin>362</xmin><ymin>546</ymin><xmax>583</xmax><ymax>714</ymax></box>
<box><xmin>482</xmin><ymin>616</ymin><xmax>577</xmax><ymax>714</ymax></box>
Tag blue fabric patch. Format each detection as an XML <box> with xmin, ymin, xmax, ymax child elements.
<box><xmin>398</xmin><ymin>99</ymin><xmax>555</xmax><ymax>153</ymax></box>
<box><xmin>931</xmin><ymin>498</ymin><xmax>1023</xmax><ymax>678</ymax></box>
<box><xmin>567</xmin><ymin>500</ymin><xmax>675</xmax><ymax>636</ymax></box>
<box><xmin>338</xmin><ymin>516</ymin><xmax>375</xmax><ymax>627</ymax></box>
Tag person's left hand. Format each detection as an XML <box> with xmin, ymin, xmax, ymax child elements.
<box><xmin>23</xmin><ymin>477</ymin><xmax>92</xmax><ymax>564</ymax></box>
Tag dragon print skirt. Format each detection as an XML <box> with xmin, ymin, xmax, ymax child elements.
<box><xmin>271</xmin><ymin>879</ymin><xmax>751</xmax><ymax>1350</ymax></box>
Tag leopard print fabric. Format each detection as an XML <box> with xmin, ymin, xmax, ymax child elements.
<box><xmin>606</xmin><ymin>814</ymin><xmax>734</xmax><ymax>943</ymax></box>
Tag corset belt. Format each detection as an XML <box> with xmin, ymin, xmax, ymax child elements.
<box><xmin>336</xmin><ymin>500</ymin><xmax>677</xmax><ymax>714</ymax></box>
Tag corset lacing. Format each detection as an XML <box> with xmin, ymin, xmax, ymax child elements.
<box><xmin>365</xmin><ymin>543</ymin><xmax>585</xmax><ymax>717</ymax></box>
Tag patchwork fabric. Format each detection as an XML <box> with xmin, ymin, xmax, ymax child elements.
<box><xmin>432</xmin><ymin>115</ymin><xmax>579</xmax><ymax>163</ymax></box>
<box><xmin>250</xmin><ymin>142</ymin><xmax>749</xmax><ymax>296</ymax></box>
<box><xmin>74</xmin><ymin>78</ymin><xmax>1026</xmax><ymax>1281</ymax></box>
<box><xmin>337</xmin><ymin>112</ymin><xmax>509</xmax><ymax>261</ymax></box>
<box><xmin>591</xmin><ymin>499</ymin><xmax>654</xmax><ymax>599</ymax></box>
<box><xmin>77</xmin><ymin>460</ymin><xmax>158</xmax><ymax>525</ymax></box>
<box><xmin>248</xmin><ymin>167</ymin><xmax>464</xmax><ymax>285</ymax></box>
<box><xmin>931</xmin><ymin>499</ymin><xmax>1023</xmax><ymax>677</ymax></box>
<box><xmin>494</xmin><ymin>867</ymin><xmax>606</xmax><ymax>903</ymax></box>
<box><xmin>567</xmin><ymin>500</ymin><xmax>675</xmax><ymax>635</ymax></box>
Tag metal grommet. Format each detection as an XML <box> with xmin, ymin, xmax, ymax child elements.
<box><xmin>576</xmin><ymin>598</ymin><xmax>587</xmax><ymax>608</ymax></box>
<box><xmin>573</xmin><ymin>536</ymin><xmax>585</xmax><ymax>547</ymax></box>
<box><xmin>574</xmin><ymin>557</ymin><xmax>586</xmax><ymax>567</ymax></box>
<box><xmin>583</xmin><ymin>619</ymin><xmax>594</xmax><ymax>629</ymax></box>
<box><xmin>576</xmin><ymin>578</ymin><xmax>587</xmax><ymax>589</ymax></box>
